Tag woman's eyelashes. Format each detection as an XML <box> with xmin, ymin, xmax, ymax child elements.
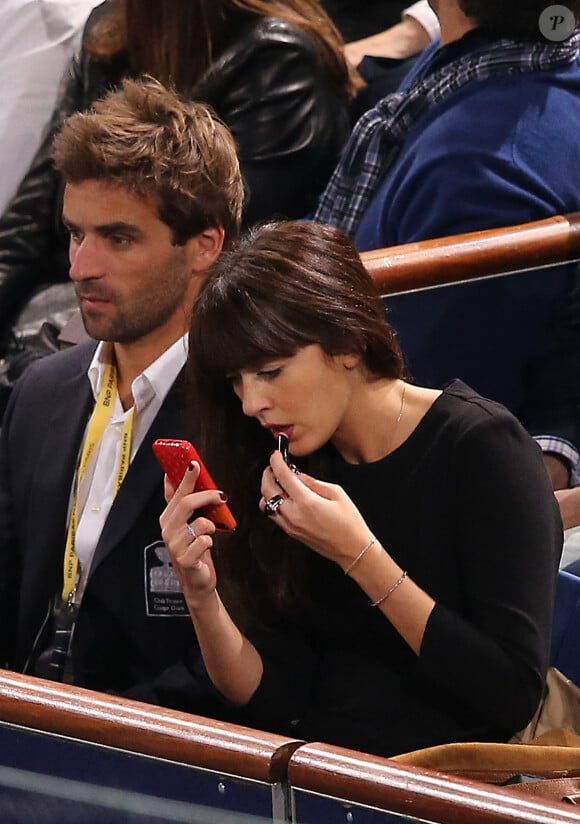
<box><xmin>257</xmin><ymin>366</ymin><xmax>282</xmax><ymax>380</ymax></box>
<box><xmin>225</xmin><ymin>363</ymin><xmax>284</xmax><ymax>389</ymax></box>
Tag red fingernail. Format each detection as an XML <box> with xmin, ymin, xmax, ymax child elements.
<box><xmin>219</xmin><ymin>491</ymin><xmax>228</xmax><ymax>502</ymax></box>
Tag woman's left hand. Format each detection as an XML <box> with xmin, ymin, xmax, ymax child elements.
<box><xmin>260</xmin><ymin>451</ymin><xmax>375</xmax><ymax>570</ymax></box>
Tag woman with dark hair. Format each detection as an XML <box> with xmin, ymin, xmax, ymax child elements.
<box><xmin>161</xmin><ymin>220</ymin><xmax>562</xmax><ymax>757</ymax></box>
<box><xmin>0</xmin><ymin>0</ymin><xmax>358</xmax><ymax>349</ymax></box>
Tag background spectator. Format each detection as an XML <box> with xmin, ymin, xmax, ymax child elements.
<box><xmin>0</xmin><ymin>0</ymin><xmax>100</xmax><ymax>214</ymax></box>
<box><xmin>315</xmin><ymin>0</ymin><xmax>580</xmax><ymax>488</ymax></box>
<box><xmin>344</xmin><ymin>1</ymin><xmax>439</xmax><ymax>114</ymax></box>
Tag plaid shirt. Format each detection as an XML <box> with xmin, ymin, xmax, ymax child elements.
<box><xmin>536</xmin><ymin>435</ymin><xmax>580</xmax><ymax>486</ymax></box>
<box><xmin>314</xmin><ymin>33</ymin><xmax>580</xmax><ymax>237</ymax></box>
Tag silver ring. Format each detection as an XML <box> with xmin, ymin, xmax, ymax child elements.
<box><xmin>264</xmin><ymin>494</ymin><xmax>285</xmax><ymax>516</ymax></box>
<box><xmin>186</xmin><ymin>524</ymin><xmax>197</xmax><ymax>539</ymax></box>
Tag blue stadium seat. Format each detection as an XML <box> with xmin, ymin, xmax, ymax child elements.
<box><xmin>550</xmin><ymin>569</ymin><xmax>580</xmax><ymax>686</ymax></box>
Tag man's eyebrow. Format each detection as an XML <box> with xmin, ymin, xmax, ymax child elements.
<box><xmin>96</xmin><ymin>221</ymin><xmax>144</xmax><ymax>237</ymax></box>
<box><xmin>61</xmin><ymin>216</ymin><xmax>144</xmax><ymax>237</ymax></box>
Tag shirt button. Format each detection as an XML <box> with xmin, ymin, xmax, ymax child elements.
<box><xmin>91</xmin><ymin>505</ymin><xmax>101</xmax><ymax>513</ymax></box>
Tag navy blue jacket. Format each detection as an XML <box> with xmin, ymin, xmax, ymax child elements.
<box><xmin>355</xmin><ymin>31</ymin><xmax>580</xmax><ymax>448</ymax></box>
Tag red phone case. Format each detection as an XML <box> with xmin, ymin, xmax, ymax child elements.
<box><xmin>152</xmin><ymin>438</ymin><xmax>236</xmax><ymax>532</ymax></box>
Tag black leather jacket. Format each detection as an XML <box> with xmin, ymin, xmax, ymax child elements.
<box><xmin>0</xmin><ymin>4</ymin><xmax>350</xmax><ymax>345</ymax></box>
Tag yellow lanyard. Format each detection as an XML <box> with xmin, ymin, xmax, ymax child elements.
<box><xmin>61</xmin><ymin>361</ymin><xmax>135</xmax><ymax>603</ymax></box>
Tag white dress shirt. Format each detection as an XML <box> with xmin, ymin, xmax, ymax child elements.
<box><xmin>403</xmin><ymin>1</ymin><xmax>440</xmax><ymax>42</ymax></box>
<box><xmin>0</xmin><ymin>0</ymin><xmax>100</xmax><ymax>214</ymax></box>
<box><xmin>72</xmin><ymin>336</ymin><xmax>188</xmax><ymax>599</ymax></box>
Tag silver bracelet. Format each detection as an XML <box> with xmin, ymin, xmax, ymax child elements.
<box><xmin>344</xmin><ymin>535</ymin><xmax>377</xmax><ymax>576</ymax></box>
<box><xmin>371</xmin><ymin>570</ymin><xmax>408</xmax><ymax>607</ymax></box>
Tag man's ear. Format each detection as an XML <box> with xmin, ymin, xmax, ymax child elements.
<box><xmin>186</xmin><ymin>226</ymin><xmax>225</xmax><ymax>271</ymax></box>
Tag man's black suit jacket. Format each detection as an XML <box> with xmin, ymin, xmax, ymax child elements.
<box><xmin>0</xmin><ymin>341</ymin><xmax>221</xmax><ymax>713</ymax></box>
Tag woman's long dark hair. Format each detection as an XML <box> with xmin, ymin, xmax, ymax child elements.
<box><xmin>87</xmin><ymin>0</ymin><xmax>359</xmax><ymax>98</ymax></box>
<box><xmin>188</xmin><ymin>221</ymin><xmax>404</xmax><ymax>630</ymax></box>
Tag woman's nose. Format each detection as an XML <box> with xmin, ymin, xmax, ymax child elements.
<box><xmin>239</xmin><ymin>378</ymin><xmax>269</xmax><ymax>418</ymax></box>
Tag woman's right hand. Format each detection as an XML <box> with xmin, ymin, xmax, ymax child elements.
<box><xmin>160</xmin><ymin>463</ymin><xmax>265</xmax><ymax>704</ymax></box>
<box><xmin>159</xmin><ymin>461</ymin><xmax>222</xmax><ymax>610</ymax></box>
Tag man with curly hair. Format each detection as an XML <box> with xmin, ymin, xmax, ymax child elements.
<box><xmin>316</xmin><ymin>0</ymin><xmax>580</xmax><ymax>492</ymax></box>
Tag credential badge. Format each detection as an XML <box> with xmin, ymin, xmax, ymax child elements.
<box><xmin>144</xmin><ymin>541</ymin><xmax>188</xmax><ymax>617</ymax></box>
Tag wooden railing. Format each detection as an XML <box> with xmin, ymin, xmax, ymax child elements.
<box><xmin>360</xmin><ymin>212</ymin><xmax>580</xmax><ymax>294</ymax></box>
<box><xmin>1</xmin><ymin>670</ymin><xmax>579</xmax><ymax>823</ymax></box>
<box><xmin>289</xmin><ymin>742</ymin><xmax>580</xmax><ymax>824</ymax></box>
<box><xmin>0</xmin><ymin>670</ymin><xmax>299</xmax><ymax>784</ymax></box>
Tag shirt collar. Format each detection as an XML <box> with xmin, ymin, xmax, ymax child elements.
<box><xmin>402</xmin><ymin>29</ymin><xmax>505</xmax><ymax>87</ymax></box>
<box><xmin>88</xmin><ymin>336</ymin><xmax>188</xmax><ymax>411</ymax></box>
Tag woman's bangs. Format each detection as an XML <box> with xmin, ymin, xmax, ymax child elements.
<box><xmin>195</xmin><ymin>292</ymin><xmax>304</xmax><ymax>380</ymax></box>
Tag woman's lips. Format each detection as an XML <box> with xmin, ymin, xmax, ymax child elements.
<box><xmin>267</xmin><ymin>425</ymin><xmax>293</xmax><ymax>439</ymax></box>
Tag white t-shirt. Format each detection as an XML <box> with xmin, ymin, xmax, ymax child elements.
<box><xmin>0</xmin><ymin>0</ymin><xmax>100</xmax><ymax>214</ymax></box>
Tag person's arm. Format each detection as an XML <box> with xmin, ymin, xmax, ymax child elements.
<box><xmin>543</xmin><ymin>449</ymin><xmax>575</xmax><ymax>490</ymax></box>
<box><xmin>159</xmin><ymin>465</ymin><xmax>264</xmax><ymax>705</ymax></box>
<box><xmin>117</xmin><ymin>610</ymin><xmax>262</xmax><ymax>713</ymax></box>
<box><xmin>189</xmin><ymin>593</ymin><xmax>264</xmax><ymax>705</ymax></box>
<box><xmin>344</xmin><ymin>2</ymin><xmax>437</xmax><ymax>67</ymax></box>
<box><xmin>419</xmin><ymin>413</ymin><xmax>562</xmax><ymax>730</ymax></box>
<box><xmin>555</xmin><ymin>487</ymin><xmax>580</xmax><ymax>530</ymax></box>
<box><xmin>263</xmin><ymin>454</ymin><xmax>435</xmax><ymax>655</ymax></box>
<box><xmin>403</xmin><ymin>1</ymin><xmax>441</xmax><ymax>41</ymax></box>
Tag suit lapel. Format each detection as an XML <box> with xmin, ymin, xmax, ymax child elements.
<box><xmin>30</xmin><ymin>346</ymin><xmax>95</xmax><ymax>577</ymax></box>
